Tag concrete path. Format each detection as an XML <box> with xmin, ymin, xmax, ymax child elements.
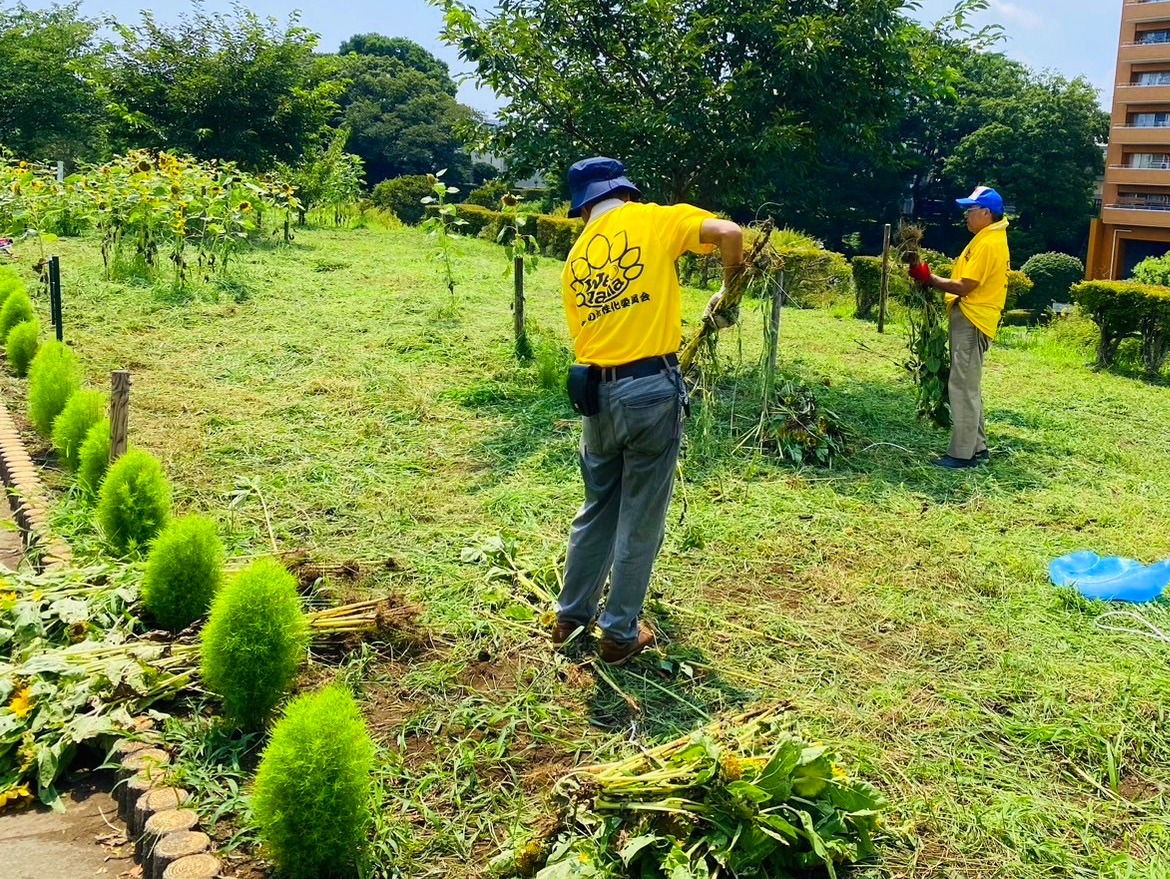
<box><xmin>0</xmin><ymin>779</ymin><xmax>136</xmax><ymax>879</ymax></box>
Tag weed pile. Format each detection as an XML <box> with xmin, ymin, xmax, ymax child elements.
<box><xmin>899</xmin><ymin>223</ymin><xmax>950</xmax><ymax>428</ymax></box>
<box><xmin>505</xmin><ymin>706</ymin><xmax>888</xmax><ymax>879</ymax></box>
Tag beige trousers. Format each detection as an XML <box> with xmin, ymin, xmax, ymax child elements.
<box><xmin>947</xmin><ymin>306</ymin><xmax>990</xmax><ymax>460</ymax></box>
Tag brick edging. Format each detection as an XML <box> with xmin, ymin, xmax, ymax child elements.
<box><xmin>0</xmin><ymin>396</ymin><xmax>72</xmax><ymax>570</ymax></box>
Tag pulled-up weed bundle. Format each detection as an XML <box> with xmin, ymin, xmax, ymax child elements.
<box><xmin>744</xmin><ymin>379</ymin><xmax>850</xmax><ymax>467</ymax></box>
<box><xmin>51</xmin><ymin>389</ymin><xmax>106</xmax><ymax>472</ymax></box>
<box><xmin>252</xmin><ymin>686</ymin><xmax>376</xmax><ymax>879</ymax></box>
<box><xmin>504</xmin><ymin>706</ymin><xmax>888</xmax><ymax>879</ymax></box>
<box><xmin>899</xmin><ymin>223</ymin><xmax>950</xmax><ymax>428</ymax></box>
<box><xmin>141</xmin><ymin>514</ymin><xmax>224</xmax><ymax>632</ymax></box>
<box><xmin>26</xmin><ymin>340</ymin><xmax>83</xmax><ymax>436</ymax></box>
<box><xmin>97</xmin><ymin>449</ymin><xmax>172</xmax><ymax>554</ymax></box>
<box><xmin>200</xmin><ymin>557</ymin><xmax>309</xmax><ymax>729</ymax></box>
<box><xmin>6</xmin><ymin>318</ymin><xmax>39</xmax><ymax>376</ymax></box>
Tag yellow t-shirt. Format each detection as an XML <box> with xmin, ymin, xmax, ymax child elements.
<box><xmin>561</xmin><ymin>202</ymin><xmax>714</xmax><ymax>366</ymax></box>
<box><xmin>946</xmin><ymin>218</ymin><xmax>1011</xmax><ymax>340</ymax></box>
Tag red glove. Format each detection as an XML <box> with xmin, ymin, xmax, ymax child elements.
<box><xmin>908</xmin><ymin>262</ymin><xmax>932</xmax><ymax>285</ymax></box>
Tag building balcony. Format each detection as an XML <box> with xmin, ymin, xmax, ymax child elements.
<box><xmin>1117</xmin><ymin>83</ymin><xmax>1170</xmax><ymax>103</ymax></box>
<box><xmin>1108</xmin><ymin>165</ymin><xmax>1170</xmax><ymax>185</ymax></box>
<box><xmin>1103</xmin><ymin>203</ymin><xmax>1170</xmax><ymax>228</ymax></box>
<box><xmin>1111</xmin><ymin>124</ymin><xmax>1170</xmax><ymax>144</ymax></box>
<box><xmin>1119</xmin><ymin>42</ymin><xmax>1170</xmax><ymax>63</ymax></box>
<box><xmin>1125</xmin><ymin>0</ymin><xmax>1170</xmax><ymax>24</ymax></box>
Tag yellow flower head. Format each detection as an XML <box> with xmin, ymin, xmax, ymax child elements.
<box><xmin>8</xmin><ymin>687</ymin><xmax>33</xmax><ymax>719</ymax></box>
<box><xmin>238</xmin><ymin>201</ymin><xmax>252</xmax><ymax>212</ymax></box>
<box><xmin>0</xmin><ymin>783</ymin><xmax>32</xmax><ymax>812</ymax></box>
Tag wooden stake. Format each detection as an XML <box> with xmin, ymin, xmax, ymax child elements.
<box><xmin>110</xmin><ymin>370</ymin><xmax>130</xmax><ymax>463</ymax></box>
<box><xmin>513</xmin><ymin>254</ymin><xmax>526</xmax><ymax>354</ymax></box>
<box><xmin>766</xmin><ymin>270</ymin><xmax>785</xmax><ymax>381</ymax></box>
<box><xmin>878</xmin><ymin>223</ymin><xmax>892</xmax><ymax>334</ymax></box>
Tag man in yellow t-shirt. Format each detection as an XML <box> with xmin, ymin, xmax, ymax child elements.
<box><xmin>553</xmin><ymin>157</ymin><xmax>743</xmax><ymax>665</ymax></box>
<box><xmin>908</xmin><ymin>185</ymin><xmax>1011</xmax><ymax>469</ymax></box>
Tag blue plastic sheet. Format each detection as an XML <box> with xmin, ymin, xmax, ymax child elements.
<box><xmin>1049</xmin><ymin>551</ymin><xmax>1170</xmax><ymax>602</ymax></box>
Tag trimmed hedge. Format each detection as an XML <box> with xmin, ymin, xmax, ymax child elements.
<box><xmin>371</xmin><ymin>175</ymin><xmax>432</xmax><ymax>225</ymax></box>
<box><xmin>1006</xmin><ymin>271</ymin><xmax>1033</xmax><ymax>312</ymax></box>
<box><xmin>424</xmin><ymin>203</ymin><xmax>584</xmax><ymax>259</ymax></box>
<box><xmin>850</xmin><ymin>256</ymin><xmax>912</xmax><ymax>319</ymax></box>
<box><xmin>1071</xmin><ymin>280</ymin><xmax>1170</xmax><ymax>375</ymax></box>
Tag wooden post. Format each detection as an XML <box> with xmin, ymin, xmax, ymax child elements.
<box><xmin>110</xmin><ymin>371</ymin><xmax>130</xmax><ymax>463</ymax></box>
<box><xmin>513</xmin><ymin>255</ymin><xmax>526</xmax><ymax>353</ymax></box>
<box><xmin>878</xmin><ymin>223</ymin><xmax>892</xmax><ymax>334</ymax></box>
<box><xmin>766</xmin><ymin>270</ymin><xmax>785</xmax><ymax>380</ymax></box>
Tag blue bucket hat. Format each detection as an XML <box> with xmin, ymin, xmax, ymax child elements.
<box><xmin>567</xmin><ymin>157</ymin><xmax>641</xmax><ymax>218</ymax></box>
<box><xmin>956</xmin><ymin>185</ymin><xmax>1004</xmax><ymax>215</ymax></box>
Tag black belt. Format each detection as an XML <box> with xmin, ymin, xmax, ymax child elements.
<box><xmin>594</xmin><ymin>353</ymin><xmax>678</xmax><ymax>383</ymax></box>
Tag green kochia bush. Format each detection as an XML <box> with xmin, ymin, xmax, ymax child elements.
<box><xmin>200</xmin><ymin>557</ymin><xmax>309</xmax><ymax>729</ymax></box>
<box><xmin>96</xmin><ymin>449</ymin><xmax>171</xmax><ymax>554</ymax></box>
<box><xmin>142</xmin><ymin>515</ymin><xmax>224</xmax><ymax>632</ymax></box>
<box><xmin>26</xmin><ymin>340</ymin><xmax>82</xmax><ymax>436</ymax></box>
<box><xmin>252</xmin><ymin>686</ymin><xmax>375</xmax><ymax>879</ymax></box>
<box><xmin>0</xmin><ymin>289</ymin><xmax>34</xmax><ymax>339</ymax></box>
<box><xmin>6</xmin><ymin>318</ymin><xmax>39</xmax><ymax>376</ymax></box>
<box><xmin>51</xmin><ymin>389</ymin><xmax>106</xmax><ymax>471</ymax></box>
<box><xmin>78</xmin><ymin>418</ymin><xmax>110</xmax><ymax>496</ymax></box>
<box><xmin>0</xmin><ymin>266</ymin><xmax>22</xmax><ymax>308</ymax></box>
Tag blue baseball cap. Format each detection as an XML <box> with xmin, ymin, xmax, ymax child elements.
<box><xmin>567</xmin><ymin>157</ymin><xmax>641</xmax><ymax>218</ymax></box>
<box><xmin>956</xmin><ymin>185</ymin><xmax>1004</xmax><ymax>215</ymax></box>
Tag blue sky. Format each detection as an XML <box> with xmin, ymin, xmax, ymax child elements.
<box><xmin>23</xmin><ymin>0</ymin><xmax>1122</xmax><ymax>115</ymax></box>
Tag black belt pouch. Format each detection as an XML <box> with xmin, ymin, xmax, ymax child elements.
<box><xmin>567</xmin><ymin>365</ymin><xmax>600</xmax><ymax>416</ymax></box>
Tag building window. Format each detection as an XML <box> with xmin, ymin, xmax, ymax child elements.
<box><xmin>1128</xmin><ymin>152</ymin><xmax>1170</xmax><ymax>169</ymax></box>
<box><xmin>1117</xmin><ymin>192</ymin><xmax>1170</xmax><ymax>210</ymax></box>
<box><xmin>1131</xmin><ymin>112</ymin><xmax>1170</xmax><ymax>127</ymax></box>
<box><xmin>1135</xmin><ymin>71</ymin><xmax>1170</xmax><ymax>86</ymax></box>
<box><xmin>1138</xmin><ymin>30</ymin><xmax>1170</xmax><ymax>45</ymax></box>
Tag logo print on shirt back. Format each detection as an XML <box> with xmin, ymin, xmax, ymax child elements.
<box><xmin>569</xmin><ymin>231</ymin><xmax>645</xmax><ymax>309</ymax></box>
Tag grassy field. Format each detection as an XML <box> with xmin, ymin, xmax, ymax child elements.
<box><xmin>7</xmin><ymin>221</ymin><xmax>1170</xmax><ymax>879</ymax></box>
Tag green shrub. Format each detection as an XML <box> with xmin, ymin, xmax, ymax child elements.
<box><xmin>200</xmin><ymin>557</ymin><xmax>309</xmax><ymax>729</ymax></box>
<box><xmin>0</xmin><ymin>266</ymin><xmax>23</xmax><ymax>310</ymax></box>
<box><xmin>96</xmin><ymin>449</ymin><xmax>171</xmax><ymax>554</ymax></box>
<box><xmin>534</xmin><ymin>214</ymin><xmax>583</xmax><ymax>259</ymax></box>
<box><xmin>465</xmin><ymin>179</ymin><xmax>511</xmax><ymax>209</ymax></box>
<box><xmin>252</xmin><ymin>686</ymin><xmax>375</xmax><ymax>879</ymax></box>
<box><xmin>26</xmin><ymin>340</ymin><xmax>82</xmax><ymax>436</ymax></box>
<box><xmin>1070</xmin><ymin>279</ymin><xmax>1170</xmax><ymax>374</ymax></box>
<box><xmin>770</xmin><ymin>246</ymin><xmax>852</xmax><ymax>309</ymax></box>
<box><xmin>77</xmin><ymin>418</ymin><xmax>110</xmax><ymax>496</ymax></box>
<box><xmin>426</xmin><ymin>202</ymin><xmax>503</xmax><ymax>239</ymax></box>
<box><xmin>1021</xmin><ymin>252</ymin><xmax>1084</xmax><ymax>311</ymax></box>
<box><xmin>371</xmin><ymin>174</ymin><xmax>431</xmax><ymax>224</ymax></box>
<box><xmin>0</xmin><ymin>290</ymin><xmax>35</xmax><ymax>340</ymax></box>
<box><xmin>1005</xmin><ymin>270</ymin><xmax>1034</xmax><ymax>312</ymax></box>
<box><xmin>51</xmin><ymin>389</ymin><xmax>106</xmax><ymax>471</ymax></box>
<box><xmin>1133</xmin><ymin>252</ymin><xmax>1170</xmax><ymax>287</ymax></box>
<box><xmin>141</xmin><ymin>514</ymin><xmax>224</xmax><ymax>631</ymax></box>
<box><xmin>6</xmin><ymin>318</ymin><xmax>39</xmax><ymax>376</ymax></box>
<box><xmin>851</xmin><ymin>257</ymin><xmax>882</xmax><ymax>319</ymax></box>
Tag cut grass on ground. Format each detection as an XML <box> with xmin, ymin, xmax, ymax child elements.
<box><xmin>6</xmin><ymin>223</ymin><xmax>1170</xmax><ymax>879</ymax></box>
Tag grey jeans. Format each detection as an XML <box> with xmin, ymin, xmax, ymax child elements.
<box><xmin>557</xmin><ymin>369</ymin><xmax>682</xmax><ymax>645</ymax></box>
<box><xmin>948</xmin><ymin>306</ymin><xmax>991</xmax><ymax>460</ymax></box>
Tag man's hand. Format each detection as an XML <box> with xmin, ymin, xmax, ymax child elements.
<box><xmin>908</xmin><ymin>262</ymin><xmax>932</xmax><ymax>285</ymax></box>
<box><xmin>703</xmin><ymin>286</ymin><xmax>739</xmax><ymax>329</ymax></box>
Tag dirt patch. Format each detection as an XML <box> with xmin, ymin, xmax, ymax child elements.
<box><xmin>1117</xmin><ymin>773</ymin><xmax>1161</xmax><ymax>803</ymax></box>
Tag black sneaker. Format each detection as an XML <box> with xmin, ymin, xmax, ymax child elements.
<box><xmin>931</xmin><ymin>454</ymin><xmax>978</xmax><ymax>469</ymax></box>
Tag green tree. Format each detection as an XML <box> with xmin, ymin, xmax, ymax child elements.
<box><xmin>339</xmin><ymin>33</ymin><xmax>454</xmax><ymax>91</ymax></box>
<box><xmin>318</xmin><ymin>47</ymin><xmax>476</xmax><ymax>185</ymax></box>
<box><xmin>0</xmin><ymin>2</ymin><xmax>107</xmax><ymax>160</ymax></box>
<box><xmin>103</xmin><ymin>7</ymin><xmax>340</xmax><ymax>168</ymax></box>
<box><xmin>437</xmin><ymin>0</ymin><xmax>920</xmax><ymax>207</ymax></box>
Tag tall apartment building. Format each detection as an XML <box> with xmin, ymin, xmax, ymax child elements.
<box><xmin>1087</xmin><ymin>0</ymin><xmax>1170</xmax><ymax>279</ymax></box>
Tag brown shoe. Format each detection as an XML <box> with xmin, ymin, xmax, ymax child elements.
<box><xmin>598</xmin><ymin>624</ymin><xmax>657</xmax><ymax>666</ymax></box>
<box><xmin>552</xmin><ymin>618</ymin><xmax>590</xmax><ymax>645</ymax></box>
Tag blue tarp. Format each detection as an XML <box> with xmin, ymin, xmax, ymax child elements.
<box><xmin>1049</xmin><ymin>551</ymin><xmax>1170</xmax><ymax>603</ymax></box>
